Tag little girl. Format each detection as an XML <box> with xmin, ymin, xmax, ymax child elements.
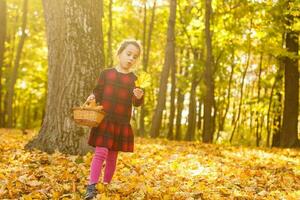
<box><xmin>84</xmin><ymin>39</ymin><xmax>144</xmax><ymax>199</ymax></box>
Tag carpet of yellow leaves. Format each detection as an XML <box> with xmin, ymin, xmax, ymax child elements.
<box><xmin>0</xmin><ymin>129</ymin><xmax>299</xmax><ymax>200</ymax></box>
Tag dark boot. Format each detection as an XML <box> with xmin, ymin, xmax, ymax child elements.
<box><xmin>84</xmin><ymin>183</ymin><xmax>97</xmax><ymax>200</ymax></box>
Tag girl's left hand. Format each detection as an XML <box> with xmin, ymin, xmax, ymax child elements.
<box><xmin>133</xmin><ymin>88</ymin><xmax>144</xmax><ymax>99</ymax></box>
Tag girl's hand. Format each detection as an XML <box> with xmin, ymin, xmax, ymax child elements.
<box><xmin>133</xmin><ymin>88</ymin><xmax>144</xmax><ymax>99</ymax></box>
<box><xmin>86</xmin><ymin>94</ymin><xmax>95</xmax><ymax>102</ymax></box>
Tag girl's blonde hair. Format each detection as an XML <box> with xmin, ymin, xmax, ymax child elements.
<box><xmin>116</xmin><ymin>39</ymin><xmax>143</xmax><ymax>57</ymax></box>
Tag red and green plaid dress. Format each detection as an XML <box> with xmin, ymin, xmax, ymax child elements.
<box><xmin>88</xmin><ymin>68</ymin><xmax>143</xmax><ymax>152</ymax></box>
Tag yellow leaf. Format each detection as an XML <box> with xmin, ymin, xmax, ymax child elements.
<box><xmin>22</xmin><ymin>195</ymin><xmax>33</xmax><ymax>200</ymax></box>
<box><xmin>27</xmin><ymin>180</ymin><xmax>43</xmax><ymax>187</ymax></box>
<box><xmin>163</xmin><ymin>194</ymin><xmax>172</xmax><ymax>200</ymax></box>
<box><xmin>135</xmin><ymin>71</ymin><xmax>151</xmax><ymax>88</ymax></box>
<box><xmin>52</xmin><ymin>191</ymin><xmax>61</xmax><ymax>199</ymax></box>
<box><xmin>96</xmin><ymin>183</ymin><xmax>106</xmax><ymax>192</ymax></box>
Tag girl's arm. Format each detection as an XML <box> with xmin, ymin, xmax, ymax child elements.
<box><xmin>93</xmin><ymin>71</ymin><xmax>105</xmax><ymax>104</ymax></box>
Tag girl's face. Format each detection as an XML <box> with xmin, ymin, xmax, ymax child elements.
<box><xmin>118</xmin><ymin>44</ymin><xmax>140</xmax><ymax>71</ymax></box>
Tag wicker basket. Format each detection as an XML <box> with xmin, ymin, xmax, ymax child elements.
<box><xmin>73</xmin><ymin>100</ymin><xmax>105</xmax><ymax>127</ymax></box>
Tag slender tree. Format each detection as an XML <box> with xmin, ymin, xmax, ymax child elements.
<box><xmin>202</xmin><ymin>0</ymin><xmax>214</xmax><ymax>143</ymax></box>
<box><xmin>175</xmin><ymin>49</ymin><xmax>188</xmax><ymax>140</ymax></box>
<box><xmin>167</xmin><ymin>38</ymin><xmax>176</xmax><ymax>140</ymax></box>
<box><xmin>6</xmin><ymin>0</ymin><xmax>28</xmax><ymax>128</ymax></box>
<box><xmin>139</xmin><ymin>0</ymin><xmax>156</xmax><ymax>136</ymax></box>
<box><xmin>0</xmin><ymin>0</ymin><xmax>7</xmax><ymax>127</ymax></box>
<box><xmin>230</xmin><ymin>19</ymin><xmax>253</xmax><ymax>143</ymax></box>
<box><xmin>255</xmin><ymin>52</ymin><xmax>263</xmax><ymax>146</ymax></box>
<box><xmin>150</xmin><ymin>0</ymin><xmax>176</xmax><ymax>138</ymax></box>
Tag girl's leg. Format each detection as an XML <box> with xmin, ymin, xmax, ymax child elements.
<box><xmin>103</xmin><ymin>150</ymin><xmax>118</xmax><ymax>183</ymax></box>
<box><xmin>89</xmin><ymin>147</ymin><xmax>108</xmax><ymax>185</ymax></box>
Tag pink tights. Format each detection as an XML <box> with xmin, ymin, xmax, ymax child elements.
<box><xmin>89</xmin><ymin>147</ymin><xmax>118</xmax><ymax>185</ymax></box>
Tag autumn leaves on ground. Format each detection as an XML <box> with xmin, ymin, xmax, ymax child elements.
<box><xmin>0</xmin><ymin>129</ymin><xmax>299</xmax><ymax>200</ymax></box>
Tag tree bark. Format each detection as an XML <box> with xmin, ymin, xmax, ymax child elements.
<box><xmin>272</xmin><ymin>90</ymin><xmax>283</xmax><ymax>147</ymax></box>
<box><xmin>267</xmin><ymin>61</ymin><xmax>283</xmax><ymax>147</ymax></box>
<box><xmin>167</xmin><ymin>44</ymin><xmax>176</xmax><ymax>140</ymax></box>
<box><xmin>0</xmin><ymin>0</ymin><xmax>6</xmax><ymax>127</ymax></box>
<box><xmin>150</xmin><ymin>0</ymin><xmax>176</xmax><ymax>138</ymax></box>
<box><xmin>107</xmin><ymin>0</ymin><xmax>113</xmax><ymax>67</ymax></box>
<box><xmin>175</xmin><ymin>50</ymin><xmax>187</xmax><ymax>141</ymax></box>
<box><xmin>185</xmin><ymin>75</ymin><xmax>197</xmax><ymax>141</ymax></box>
<box><xmin>6</xmin><ymin>0</ymin><xmax>28</xmax><ymax>128</ymax></box>
<box><xmin>139</xmin><ymin>0</ymin><xmax>156</xmax><ymax>136</ymax></box>
<box><xmin>230</xmin><ymin>19</ymin><xmax>253</xmax><ymax>143</ymax></box>
<box><xmin>216</xmin><ymin>48</ymin><xmax>235</xmax><ymax>141</ymax></box>
<box><xmin>25</xmin><ymin>0</ymin><xmax>104</xmax><ymax>155</ymax></box>
<box><xmin>255</xmin><ymin>52</ymin><xmax>263</xmax><ymax>146</ymax></box>
<box><xmin>280</xmin><ymin>12</ymin><xmax>299</xmax><ymax>147</ymax></box>
<box><xmin>202</xmin><ymin>0</ymin><xmax>215</xmax><ymax>143</ymax></box>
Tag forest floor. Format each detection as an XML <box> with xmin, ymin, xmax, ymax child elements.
<box><xmin>0</xmin><ymin>128</ymin><xmax>299</xmax><ymax>200</ymax></box>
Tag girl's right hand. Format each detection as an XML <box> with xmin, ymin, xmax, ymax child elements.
<box><xmin>86</xmin><ymin>94</ymin><xmax>95</xmax><ymax>102</ymax></box>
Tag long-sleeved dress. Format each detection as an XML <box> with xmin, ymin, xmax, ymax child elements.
<box><xmin>88</xmin><ymin>68</ymin><xmax>144</xmax><ymax>152</ymax></box>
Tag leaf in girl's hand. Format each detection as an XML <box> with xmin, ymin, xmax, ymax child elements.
<box><xmin>135</xmin><ymin>71</ymin><xmax>151</xmax><ymax>89</ymax></box>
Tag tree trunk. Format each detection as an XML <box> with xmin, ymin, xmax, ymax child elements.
<box><xmin>230</xmin><ymin>19</ymin><xmax>252</xmax><ymax>143</ymax></box>
<box><xmin>267</xmin><ymin>61</ymin><xmax>283</xmax><ymax>147</ymax></box>
<box><xmin>167</xmin><ymin>46</ymin><xmax>176</xmax><ymax>140</ymax></box>
<box><xmin>175</xmin><ymin>50</ymin><xmax>187</xmax><ymax>141</ymax></box>
<box><xmin>272</xmin><ymin>90</ymin><xmax>283</xmax><ymax>147</ymax></box>
<box><xmin>6</xmin><ymin>0</ymin><xmax>28</xmax><ymax>128</ymax></box>
<box><xmin>99</xmin><ymin>0</ymin><xmax>105</xmax><ymax>66</ymax></box>
<box><xmin>107</xmin><ymin>0</ymin><xmax>113</xmax><ymax>67</ymax></box>
<box><xmin>2</xmin><ymin>14</ymin><xmax>18</xmax><ymax>127</ymax></box>
<box><xmin>217</xmin><ymin>48</ymin><xmax>235</xmax><ymax>140</ymax></box>
<box><xmin>185</xmin><ymin>75</ymin><xmax>197</xmax><ymax>141</ymax></box>
<box><xmin>25</xmin><ymin>0</ymin><xmax>104</xmax><ymax>155</ymax></box>
<box><xmin>138</xmin><ymin>2</ymin><xmax>147</xmax><ymax>137</ymax></box>
<box><xmin>0</xmin><ymin>0</ymin><xmax>6</xmax><ymax>127</ymax></box>
<box><xmin>280</xmin><ymin>14</ymin><xmax>299</xmax><ymax>147</ymax></box>
<box><xmin>197</xmin><ymin>97</ymin><xmax>203</xmax><ymax>131</ymax></box>
<box><xmin>150</xmin><ymin>0</ymin><xmax>176</xmax><ymax>138</ymax></box>
<box><xmin>255</xmin><ymin>52</ymin><xmax>263</xmax><ymax>146</ymax></box>
<box><xmin>139</xmin><ymin>0</ymin><xmax>156</xmax><ymax>136</ymax></box>
<box><xmin>202</xmin><ymin>0</ymin><xmax>214</xmax><ymax>143</ymax></box>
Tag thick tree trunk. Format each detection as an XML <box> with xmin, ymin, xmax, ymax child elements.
<box><xmin>6</xmin><ymin>0</ymin><xmax>28</xmax><ymax>128</ymax></box>
<box><xmin>280</xmin><ymin>18</ymin><xmax>299</xmax><ymax>147</ymax></box>
<box><xmin>202</xmin><ymin>0</ymin><xmax>214</xmax><ymax>143</ymax></box>
<box><xmin>25</xmin><ymin>0</ymin><xmax>104</xmax><ymax>155</ymax></box>
<box><xmin>0</xmin><ymin>0</ymin><xmax>6</xmax><ymax>127</ymax></box>
<box><xmin>99</xmin><ymin>0</ymin><xmax>105</xmax><ymax>66</ymax></box>
<box><xmin>150</xmin><ymin>0</ymin><xmax>176</xmax><ymax>138</ymax></box>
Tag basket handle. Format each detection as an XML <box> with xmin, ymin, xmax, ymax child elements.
<box><xmin>81</xmin><ymin>99</ymin><xmax>91</xmax><ymax>108</ymax></box>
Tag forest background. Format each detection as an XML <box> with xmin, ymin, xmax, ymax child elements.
<box><xmin>0</xmin><ymin>0</ymin><xmax>299</xmax><ymax>153</ymax></box>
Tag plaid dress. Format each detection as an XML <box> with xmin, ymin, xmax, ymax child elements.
<box><xmin>88</xmin><ymin>68</ymin><xmax>144</xmax><ymax>152</ymax></box>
